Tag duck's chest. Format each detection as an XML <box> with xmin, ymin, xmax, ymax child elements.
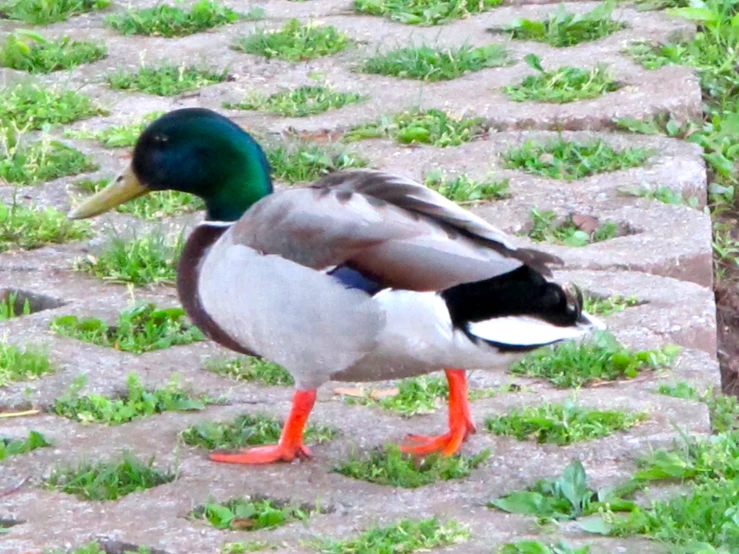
<box><xmin>177</xmin><ymin>223</ymin><xmax>257</xmax><ymax>356</ymax></box>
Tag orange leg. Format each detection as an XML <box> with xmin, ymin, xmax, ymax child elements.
<box><xmin>209</xmin><ymin>389</ymin><xmax>316</xmax><ymax>464</ymax></box>
<box><xmin>400</xmin><ymin>369</ymin><xmax>476</xmax><ymax>456</ymax></box>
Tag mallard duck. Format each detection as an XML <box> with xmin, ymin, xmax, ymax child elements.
<box><xmin>70</xmin><ymin>108</ymin><xmax>601</xmax><ymax>464</ymax></box>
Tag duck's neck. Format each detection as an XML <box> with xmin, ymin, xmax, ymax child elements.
<box><xmin>203</xmin><ymin>142</ymin><xmax>273</xmax><ymax>222</ymax></box>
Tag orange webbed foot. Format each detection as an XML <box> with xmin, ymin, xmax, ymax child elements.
<box><xmin>399</xmin><ymin>368</ymin><xmax>476</xmax><ymax>457</ymax></box>
<box><xmin>209</xmin><ymin>443</ymin><xmax>312</xmax><ymax>464</ymax></box>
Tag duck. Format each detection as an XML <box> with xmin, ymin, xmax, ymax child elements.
<box><xmin>69</xmin><ymin>108</ymin><xmax>602</xmax><ymax>464</ymax></box>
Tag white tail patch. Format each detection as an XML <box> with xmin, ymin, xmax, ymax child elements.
<box><xmin>467</xmin><ymin>312</ymin><xmax>603</xmax><ymax>347</ymax></box>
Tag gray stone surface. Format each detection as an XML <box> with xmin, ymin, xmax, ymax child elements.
<box><xmin>0</xmin><ymin>1</ymin><xmax>721</xmax><ymax>553</ymax></box>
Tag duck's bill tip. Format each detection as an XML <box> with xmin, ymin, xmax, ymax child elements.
<box><xmin>68</xmin><ymin>165</ymin><xmax>148</xmax><ymax>220</ymax></box>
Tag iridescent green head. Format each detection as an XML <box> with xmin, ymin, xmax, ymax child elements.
<box><xmin>69</xmin><ymin>108</ymin><xmax>273</xmax><ymax>222</ymax></box>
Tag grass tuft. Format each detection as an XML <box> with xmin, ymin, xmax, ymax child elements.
<box><xmin>75</xmin><ymin>177</ymin><xmax>205</xmax><ymax>219</ymax></box>
<box><xmin>51</xmin><ymin>372</ymin><xmax>206</xmax><ymax>425</ymax></box>
<box><xmin>354</xmin><ymin>0</ymin><xmax>501</xmax><ymax>25</ymax></box>
<box><xmin>619</xmin><ymin>184</ymin><xmax>699</xmax><ymax>207</ymax></box>
<box><xmin>225</xmin><ymin>85</ymin><xmax>366</xmax><ymax>117</ymax></box>
<box><xmin>526</xmin><ymin>208</ymin><xmax>620</xmax><ymax>247</ymax></box>
<box><xmin>193</xmin><ymin>496</ymin><xmax>312</xmax><ymax>531</ymax></box>
<box><xmin>108</xmin><ymin>63</ymin><xmax>228</xmax><ymax>96</ymax></box>
<box><xmin>52</xmin><ymin>302</ymin><xmax>205</xmax><ymax>353</ymax></box>
<box><xmin>485</xmin><ymin>400</ymin><xmax>647</xmax><ymax>444</ymax></box>
<box><xmin>0</xmin><ymin>341</ymin><xmax>52</xmax><ymax>386</ymax></box>
<box><xmin>65</xmin><ymin>111</ymin><xmax>162</xmax><ymax>148</ymax></box>
<box><xmin>180</xmin><ymin>413</ymin><xmax>338</xmax><ymax>450</ymax></box>
<box><xmin>0</xmin><ymin>84</ymin><xmax>104</xmax><ymax>130</ymax></box>
<box><xmin>361</xmin><ymin>43</ymin><xmax>509</xmax><ymax>81</ymax></box>
<box><xmin>206</xmin><ymin>355</ymin><xmax>294</xmax><ymax>386</ymax></box>
<box><xmin>45</xmin><ymin>452</ymin><xmax>175</xmax><ymax>501</ymax></box>
<box><xmin>106</xmin><ymin>0</ymin><xmax>239</xmax><ymax>37</ymax></box>
<box><xmin>233</xmin><ymin>19</ymin><xmax>350</xmax><ymax>61</ymax></box>
<box><xmin>0</xmin><ymin>291</ymin><xmax>31</xmax><ymax>320</ymax></box>
<box><xmin>503</xmin><ymin>54</ymin><xmax>620</xmax><ymax>103</ymax></box>
<box><xmin>0</xmin><ymin>30</ymin><xmax>106</xmax><ymax>73</ymax></box>
<box><xmin>583</xmin><ymin>294</ymin><xmax>641</xmax><ymax>316</ymax></box>
<box><xmin>221</xmin><ymin>542</ymin><xmax>275</xmax><ymax>554</ymax></box>
<box><xmin>510</xmin><ymin>331</ymin><xmax>679</xmax><ymax>388</ymax></box>
<box><xmin>0</xmin><ymin>430</ymin><xmax>51</xmax><ymax>460</ymax></box>
<box><xmin>0</xmin><ymin>127</ymin><xmax>97</xmax><ymax>185</ymax></box>
<box><xmin>264</xmin><ymin>138</ymin><xmax>367</xmax><ymax>183</ymax></box>
<box><xmin>315</xmin><ymin>517</ymin><xmax>469</xmax><ymax>553</ymax></box>
<box><xmin>657</xmin><ymin>381</ymin><xmax>739</xmax><ymax>434</ymax></box>
<box><xmin>345</xmin><ymin>108</ymin><xmax>486</xmax><ymax>146</ymax></box>
<box><xmin>0</xmin><ymin>0</ymin><xmax>109</xmax><ymax>24</ymax></box>
<box><xmin>500</xmin><ymin>540</ymin><xmax>591</xmax><ymax>554</ymax></box>
<box><xmin>503</xmin><ymin>137</ymin><xmax>653</xmax><ymax>180</ymax></box>
<box><xmin>73</xmin><ymin>229</ymin><xmax>183</xmax><ymax>287</ymax></box>
<box><xmin>335</xmin><ymin>446</ymin><xmax>490</xmax><ymax>487</ymax></box>
<box><xmin>424</xmin><ymin>169</ymin><xmax>510</xmax><ymax>202</ymax></box>
<box><xmin>490</xmin><ymin>459</ymin><xmax>636</xmax><ymax>520</ymax></box>
<box><xmin>624</xmin><ymin>39</ymin><xmax>676</xmax><ymax>70</ymax></box>
<box><xmin>0</xmin><ymin>199</ymin><xmax>92</xmax><ymax>252</ymax></box>
<box><xmin>496</xmin><ymin>2</ymin><xmax>624</xmax><ymax>47</ymax></box>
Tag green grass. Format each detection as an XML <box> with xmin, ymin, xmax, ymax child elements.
<box><xmin>339</xmin><ymin>374</ymin><xmax>497</xmax><ymax>415</ymax></box>
<box><xmin>499</xmin><ymin>541</ymin><xmax>591</xmax><ymax>554</ymax></box>
<box><xmin>180</xmin><ymin>413</ymin><xmax>338</xmax><ymax>450</ymax></box>
<box><xmin>613</xmin><ymin>112</ymin><xmax>695</xmax><ymax>139</ymax></box>
<box><xmin>0</xmin><ymin>291</ymin><xmax>31</xmax><ymax>320</ymax></box>
<box><xmin>510</xmin><ymin>331</ymin><xmax>680</xmax><ymax>388</ymax></box>
<box><xmin>335</xmin><ymin>446</ymin><xmax>490</xmax><ymax>488</ymax></box>
<box><xmin>264</xmin><ymin>138</ymin><xmax>367</xmax><ymax>183</ymax></box>
<box><xmin>65</xmin><ymin>111</ymin><xmax>163</xmax><ymax>148</ymax></box>
<box><xmin>225</xmin><ymin>85</ymin><xmax>366</xmax><ymax>117</ymax></box>
<box><xmin>603</xmin><ymin>433</ymin><xmax>739</xmax><ymax>549</ymax></box>
<box><xmin>354</xmin><ymin>0</ymin><xmax>501</xmax><ymax>25</ymax></box>
<box><xmin>0</xmin><ymin>84</ymin><xmax>104</xmax><ymax>130</ymax></box>
<box><xmin>0</xmin><ymin>199</ymin><xmax>92</xmax><ymax>252</ymax></box>
<box><xmin>624</xmin><ymin>39</ymin><xmax>677</xmax><ymax>70</ymax></box>
<box><xmin>0</xmin><ymin>0</ymin><xmax>109</xmax><ymax>24</ymax></box>
<box><xmin>0</xmin><ymin>128</ymin><xmax>98</xmax><ymax>185</ymax></box>
<box><xmin>73</xmin><ymin>229</ymin><xmax>183</xmax><ymax>287</ymax></box>
<box><xmin>0</xmin><ymin>430</ymin><xmax>51</xmax><ymax>460</ymax></box>
<box><xmin>180</xmin><ymin>414</ymin><xmax>339</xmax><ymax>450</ymax></box>
<box><xmin>526</xmin><ymin>208</ymin><xmax>620</xmax><ymax>247</ymax></box>
<box><xmin>503</xmin><ymin>137</ymin><xmax>653</xmax><ymax>180</ymax></box>
<box><xmin>107</xmin><ymin>63</ymin><xmax>228</xmax><ymax>96</ymax></box>
<box><xmin>485</xmin><ymin>400</ymin><xmax>646</xmax><ymax>444</ymax></box>
<box><xmin>205</xmin><ymin>355</ymin><xmax>294</xmax><ymax>386</ymax></box>
<box><xmin>583</xmin><ymin>294</ymin><xmax>641</xmax><ymax>316</ymax></box>
<box><xmin>361</xmin><ymin>44</ymin><xmax>509</xmax><ymax>81</ymax></box>
<box><xmin>490</xmin><ymin>459</ymin><xmax>636</xmax><ymax>520</ymax></box>
<box><xmin>345</xmin><ymin>108</ymin><xmax>487</xmax><ymax>147</ymax></box>
<box><xmin>0</xmin><ymin>341</ymin><xmax>52</xmax><ymax>386</ymax></box>
<box><xmin>221</xmin><ymin>541</ymin><xmax>275</xmax><ymax>553</ymax></box>
<box><xmin>106</xmin><ymin>0</ymin><xmax>239</xmax><ymax>37</ymax></box>
<box><xmin>657</xmin><ymin>381</ymin><xmax>739</xmax><ymax>434</ymax></box>
<box><xmin>424</xmin><ymin>169</ymin><xmax>510</xmax><ymax>202</ymax></box>
<box><xmin>47</xmin><ymin>543</ymin><xmax>156</xmax><ymax>554</ymax></box>
<box><xmin>315</xmin><ymin>517</ymin><xmax>469</xmax><ymax>553</ymax></box>
<box><xmin>52</xmin><ymin>302</ymin><xmax>205</xmax><ymax>354</ymax></box>
<box><xmin>51</xmin><ymin>372</ymin><xmax>206</xmax><ymax>425</ymax></box>
<box><xmin>193</xmin><ymin>496</ymin><xmax>311</xmax><ymax>531</ymax></box>
<box><xmin>503</xmin><ymin>54</ymin><xmax>620</xmax><ymax>103</ymax></box>
<box><xmin>232</xmin><ymin>19</ymin><xmax>350</xmax><ymax>61</ymax></box>
<box><xmin>75</xmin><ymin>177</ymin><xmax>205</xmax><ymax>219</ymax></box>
<box><xmin>45</xmin><ymin>452</ymin><xmax>175</xmax><ymax>501</ymax></box>
<box><xmin>495</xmin><ymin>2</ymin><xmax>624</xmax><ymax>47</ymax></box>
<box><xmin>619</xmin><ymin>184</ymin><xmax>700</xmax><ymax>207</ymax></box>
<box><xmin>0</xmin><ymin>30</ymin><xmax>106</xmax><ymax>73</ymax></box>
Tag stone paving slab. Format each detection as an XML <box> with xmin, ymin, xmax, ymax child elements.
<box><xmin>0</xmin><ymin>0</ymin><xmax>724</xmax><ymax>552</ymax></box>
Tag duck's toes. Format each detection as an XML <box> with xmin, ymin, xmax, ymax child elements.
<box><xmin>209</xmin><ymin>443</ymin><xmax>312</xmax><ymax>464</ymax></box>
<box><xmin>400</xmin><ymin>419</ymin><xmax>475</xmax><ymax>457</ymax></box>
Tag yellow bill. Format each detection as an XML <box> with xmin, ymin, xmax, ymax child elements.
<box><xmin>68</xmin><ymin>165</ymin><xmax>149</xmax><ymax>220</ymax></box>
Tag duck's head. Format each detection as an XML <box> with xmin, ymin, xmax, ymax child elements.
<box><xmin>69</xmin><ymin>108</ymin><xmax>273</xmax><ymax>222</ymax></box>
